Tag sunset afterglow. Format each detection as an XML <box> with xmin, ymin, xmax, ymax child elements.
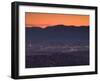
<box><xmin>25</xmin><ymin>12</ymin><xmax>89</xmax><ymax>28</ymax></box>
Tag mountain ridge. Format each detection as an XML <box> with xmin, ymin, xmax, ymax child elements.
<box><xmin>25</xmin><ymin>25</ymin><xmax>89</xmax><ymax>41</ymax></box>
<box><xmin>26</xmin><ymin>25</ymin><xmax>89</xmax><ymax>30</ymax></box>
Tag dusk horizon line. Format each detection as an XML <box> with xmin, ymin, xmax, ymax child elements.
<box><xmin>25</xmin><ymin>24</ymin><xmax>89</xmax><ymax>29</ymax></box>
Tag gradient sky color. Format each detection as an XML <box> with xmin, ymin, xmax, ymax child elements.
<box><xmin>25</xmin><ymin>12</ymin><xmax>89</xmax><ymax>28</ymax></box>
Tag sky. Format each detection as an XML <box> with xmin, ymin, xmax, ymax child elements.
<box><xmin>25</xmin><ymin>12</ymin><xmax>89</xmax><ymax>28</ymax></box>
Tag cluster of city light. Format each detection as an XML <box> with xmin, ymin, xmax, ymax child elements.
<box><xmin>26</xmin><ymin>41</ymin><xmax>89</xmax><ymax>54</ymax></box>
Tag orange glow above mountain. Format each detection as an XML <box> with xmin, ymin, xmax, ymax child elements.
<box><xmin>25</xmin><ymin>12</ymin><xmax>89</xmax><ymax>28</ymax></box>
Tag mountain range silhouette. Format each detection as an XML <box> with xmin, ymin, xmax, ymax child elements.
<box><xmin>26</xmin><ymin>25</ymin><xmax>89</xmax><ymax>41</ymax></box>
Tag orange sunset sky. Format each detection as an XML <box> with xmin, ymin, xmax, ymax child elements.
<box><xmin>25</xmin><ymin>12</ymin><xmax>89</xmax><ymax>28</ymax></box>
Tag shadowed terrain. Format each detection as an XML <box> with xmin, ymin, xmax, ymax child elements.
<box><xmin>25</xmin><ymin>25</ymin><xmax>89</xmax><ymax>68</ymax></box>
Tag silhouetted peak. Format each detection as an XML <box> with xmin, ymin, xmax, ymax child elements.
<box><xmin>26</xmin><ymin>25</ymin><xmax>89</xmax><ymax>30</ymax></box>
<box><xmin>46</xmin><ymin>24</ymin><xmax>66</xmax><ymax>28</ymax></box>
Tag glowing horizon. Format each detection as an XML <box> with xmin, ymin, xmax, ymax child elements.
<box><xmin>25</xmin><ymin>12</ymin><xmax>89</xmax><ymax>28</ymax></box>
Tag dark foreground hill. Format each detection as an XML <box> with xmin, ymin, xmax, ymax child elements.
<box><xmin>25</xmin><ymin>25</ymin><xmax>89</xmax><ymax>68</ymax></box>
<box><xmin>26</xmin><ymin>25</ymin><xmax>89</xmax><ymax>41</ymax></box>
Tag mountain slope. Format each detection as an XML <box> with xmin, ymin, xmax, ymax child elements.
<box><xmin>26</xmin><ymin>25</ymin><xmax>89</xmax><ymax>41</ymax></box>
